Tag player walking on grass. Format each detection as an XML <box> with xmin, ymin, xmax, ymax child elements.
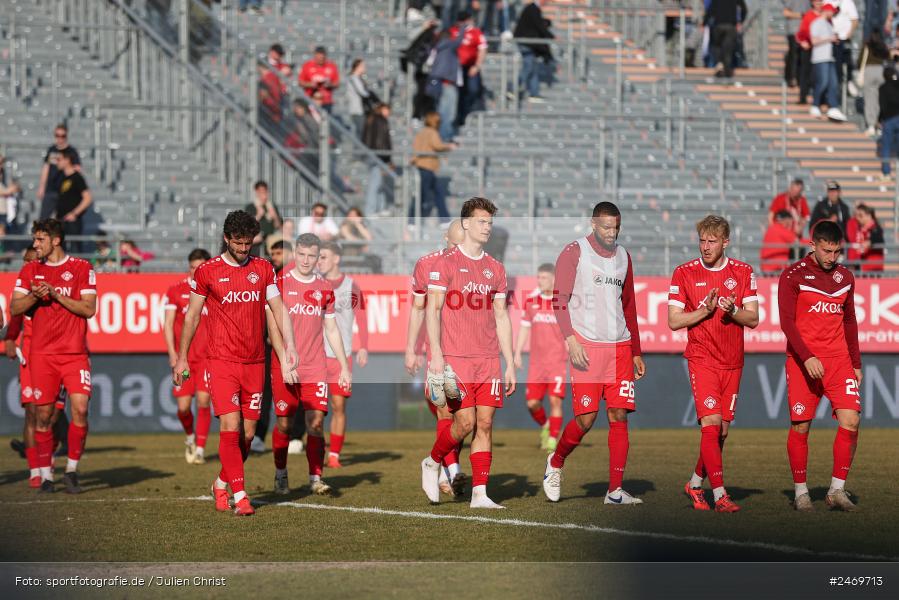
<box><xmin>779</xmin><ymin>220</ymin><xmax>862</xmax><ymax>512</ymax></box>
<box><xmin>542</xmin><ymin>202</ymin><xmax>646</xmax><ymax>505</ymax></box>
<box><xmin>268</xmin><ymin>233</ymin><xmax>351</xmax><ymax>496</ymax></box>
<box><xmin>11</xmin><ymin>219</ymin><xmax>96</xmax><ymax>494</ymax></box>
<box><xmin>668</xmin><ymin>216</ymin><xmax>759</xmax><ymax>513</ymax></box>
<box><xmin>173</xmin><ymin>211</ymin><xmax>298</xmax><ymax>516</ymax></box>
<box><xmin>317</xmin><ymin>240</ymin><xmax>368</xmax><ymax>469</ymax></box>
<box><xmin>514</xmin><ymin>263</ymin><xmax>567</xmax><ymax>452</ymax></box>
<box><xmin>420</xmin><ymin>198</ymin><xmax>516</xmax><ymax>509</ymax></box>
<box><xmin>405</xmin><ymin>220</ymin><xmax>469</xmax><ymax>497</ymax></box>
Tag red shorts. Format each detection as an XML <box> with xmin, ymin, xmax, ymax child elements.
<box><xmin>570</xmin><ymin>342</ymin><xmax>635</xmax><ymax>416</ymax></box>
<box><xmin>525</xmin><ymin>361</ymin><xmax>568</xmax><ymax>401</ymax></box>
<box><xmin>327</xmin><ymin>356</ymin><xmax>353</xmax><ymax>397</ymax></box>
<box><xmin>30</xmin><ymin>354</ymin><xmax>91</xmax><ymax>405</ymax></box>
<box><xmin>173</xmin><ymin>358</ymin><xmax>210</xmax><ymax>398</ymax></box>
<box><xmin>688</xmin><ymin>361</ymin><xmax>742</xmax><ymax>422</ymax></box>
<box><xmin>207</xmin><ymin>358</ymin><xmax>264</xmax><ymax>420</ymax></box>
<box><xmin>271</xmin><ymin>362</ymin><xmax>329</xmax><ymax>416</ymax></box>
<box><xmin>786</xmin><ymin>355</ymin><xmax>861</xmax><ymax>420</ymax></box>
<box><xmin>19</xmin><ymin>362</ymin><xmax>33</xmax><ymax>406</ymax></box>
<box><xmin>445</xmin><ymin>356</ymin><xmax>503</xmax><ymax>412</ymax></box>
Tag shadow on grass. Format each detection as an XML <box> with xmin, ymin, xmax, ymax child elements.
<box><xmin>344</xmin><ymin>451</ymin><xmax>402</xmax><ymax>465</ymax></box>
<box><xmin>255</xmin><ymin>471</ymin><xmax>383</xmax><ymax>503</ymax></box>
<box><xmin>83</xmin><ymin>446</ymin><xmax>137</xmax><ymax>454</ymax></box>
<box><xmin>0</xmin><ymin>470</ymin><xmax>29</xmax><ymax>486</ymax></box>
<box><xmin>488</xmin><ymin>472</ymin><xmax>541</xmax><ymax>502</ymax></box>
<box><xmin>80</xmin><ymin>466</ymin><xmax>174</xmax><ymax>491</ymax></box>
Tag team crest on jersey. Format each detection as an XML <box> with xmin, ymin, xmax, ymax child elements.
<box><xmin>247</xmin><ymin>272</ymin><xmax>260</xmax><ymax>284</ymax></box>
<box><xmin>276</xmin><ymin>400</ymin><xmax>288</xmax><ymax>412</ymax></box>
<box><xmin>61</xmin><ymin>271</ymin><xmax>73</xmax><ymax>282</ymax></box>
<box><xmin>703</xmin><ymin>396</ymin><xmax>717</xmax><ymax>409</ymax></box>
<box><xmin>23</xmin><ymin>386</ymin><xmax>33</xmax><ymax>399</ymax></box>
<box><xmin>312</xmin><ymin>290</ymin><xmax>323</xmax><ymax>301</ymax></box>
<box><xmin>580</xmin><ymin>395</ymin><xmax>591</xmax><ymax>407</ymax></box>
<box><xmin>231</xmin><ymin>393</ymin><xmax>240</xmax><ymax>406</ymax></box>
<box><xmin>793</xmin><ymin>403</ymin><xmax>806</xmax><ymax>416</ymax></box>
<box><xmin>724</xmin><ymin>277</ymin><xmax>737</xmax><ymax>291</ymax></box>
<box><xmin>482</xmin><ymin>268</ymin><xmax>493</xmax><ymax>279</ymax></box>
<box><xmin>833</xmin><ymin>271</ymin><xmax>844</xmax><ymax>283</ymax></box>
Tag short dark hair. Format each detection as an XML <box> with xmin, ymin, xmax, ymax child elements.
<box><xmin>188</xmin><ymin>248</ymin><xmax>211</xmax><ymax>262</ymax></box>
<box><xmin>311</xmin><ymin>202</ymin><xmax>327</xmax><ymax>213</ymax></box>
<box><xmin>774</xmin><ymin>210</ymin><xmax>793</xmax><ymax>221</ymax></box>
<box><xmin>59</xmin><ymin>147</ymin><xmax>78</xmax><ymax>163</ymax></box>
<box><xmin>254</xmin><ymin>180</ymin><xmax>268</xmax><ymax>191</ymax></box>
<box><xmin>320</xmin><ymin>240</ymin><xmax>343</xmax><ymax>256</ymax></box>
<box><xmin>811</xmin><ymin>220</ymin><xmax>843</xmax><ymax>244</ymax></box>
<box><xmin>314</xmin><ymin>45</ymin><xmax>327</xmax><ymax>55</ymax></box>
<box><xmin>223</xmin><ymin>210</ymin><xmax>261</xmax><ymax>240</ymax></box>
<box><xmin>269</xmin><ymin>43</ymin><xmax>284</xmax><ymax>56</ymax></box>
<box><xmin>592</xmin><ymin>202</ymin><xmax>621</xmax><ymax>219</ymax></box>
<box><xmin>54</xmin><ymin>123</ymin><xmax>67</xmax><ymax>133</ymax></box>
<box><xmin>537</xmin><ymin>263</ymin><xmax>555</xmax><ymax>274</ymax></box>
<box><xmin>32</xmin><ymin>218</ymin><xmax>65</xmax><ymax>243</ymax></box>
<box><xmin>461</xmin><ymin>197</ymin><xmax>497</xmax><ymax>218</ymax></box>
<box><xmin>791</xmin><ymin>178</ymin><xmax>804</xmax><ymax>186</ymax></box>
<box><xmin>295</xmin><ymin>233</ymin><xmax>322</xmax><ymax>249</ymax></box>
<box><xmin>270</xmin><ymin>240</ymin><xmax>292</xmax><ymax>252</ymax></box>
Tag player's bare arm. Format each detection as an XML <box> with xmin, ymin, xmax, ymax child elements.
<box><xmin>667</xmin><ymin>287</ymin><xmax>719</xmax><ymax>331</ymax></box>
<box><xmin>163</xmin><ymin>308</ymin><xmax>178</xmax><ymax>368</ymax></box>
<box><xmin>46</xmin><ymin>285</ymin><xmax>96</xmax><ymax>319</ymax></box>
<box><xmin>267</xmin><ymin>294</ymin><xmax>299</xmax><ymax>371</ymax></box>
<box><xmin>404</xmin><ymin>293</ymin><xmax>427</xmax><ymax>375</ymax></box>
<box><xmin>633</xmin><ymin>355</ymin><xmax>646</xmax><ymax>380</ymax></box>
<box><xmin>173</xmin><ymin>292</ymin><xmax>205</xmax><ymax>386</ymax></box>
<box><xmin>719</xmin><ymin>297</ymin><xmax>760</xmax><ymax>329</ymax></box>
<box><xmin>425</xmin><ymin>287</ymin><xmax>446</xmax><ymax>375</ymax></box>
<box><xmin>10</xmin><ymin>288</ymin><xmax>38</xmax><ymax>316</ymax></box>
<box><xmin>266</xmin><ymin>307</ymin><xmax>298</xmax><ymax>384</ymax></box>
<box><xmin>324</xmin><ymin>317</ymin><xmax>352</xmax><ymax>391</ymax></box>
<box><xmin>494</xmin><ymin>296</ymin><xmax>517</xmax><ymax>395</ymax></box>
<box><xmin>513</xmin><ymin>321</ymin><xmax>529</xmax><ymax>370</ymax></box>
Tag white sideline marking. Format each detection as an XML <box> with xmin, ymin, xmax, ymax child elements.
<box><xmin>3</xmin><ymin>495</ymin><xmax>896</xmax><ymax>561</ymax></box>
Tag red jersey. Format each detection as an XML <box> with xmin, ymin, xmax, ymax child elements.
<box><xmin>521</xmin><ymin>293</ymin><xmax>568</xmax><ymax>368</ymax></box>
<box><xmin>191</xmin><ymin>254</ymin><xmax>277</xmax><ymax>364</ymax></box>
<box><xmin>769</xmin><ymin>193</ymin><xmax>809</xmax><ymax>233</ymax></box>
<box><xmin>279</xmin><ymin>269</ymin><xmax>335</xmax><ymax>378</ymax></box>
<box><xmin>163</xmin><ymin>278</ymin><xmax>209</xmax><ymax>363</ymax></box>
<box><xmin>410</xmin><ymin>249</ymin><xmax>447</xmax><ymax>356</ymax></box>
<box><xmin>14</xmin><ymin>256</ymin><xmax>96</xmax><ymax>356</ymax></box>
<box><xmin>449</xmin><ymin>25</ymin><xmax>488</xmax><ymax>67</ymax></box>
<box><xmin>760</xmin><ymin>221</ymin><xmax>799</xmax><ymax>273</ymax></box>
<box><xmin>778</xmin><ymin>256</ymin><xmax>861</xmax><ymax>369</ymax></box>
<box><xmin>668</xmin><ymin>257</ymin><xmax>757</xmax><ymax>370</ymax></box>
<box><xmin>299</xmin><ymin>59</ymin><xmax>339</xmax><ymax>105</ymax></box>
<box><xmin>796</xmin><ymin>9</ymin><xmax>820</xmax><ymax>45</ymax></box>
<box><xmin>3</xmin><ymin>313</ymin><xmax>32</xmax><ymax>356</ymax></box>
<box><xmin>428</xmin><ymin>246</ymin><xmax>507</xmax><ymax>358</ymax></box>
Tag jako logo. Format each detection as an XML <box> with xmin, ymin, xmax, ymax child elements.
<box><xmin>809</xmin><ymin>301</ymin><xmax>842</xmax><ymax>314</ymax></box>
<box><xmin>289</xmin><ymin>303</ymin><xmax>323</xmax><ymax>316</ymax></box>
<box><xmin>222</xmin><ymin>290</ymin><xmax>260</xmax><ymax>304</ymax></box>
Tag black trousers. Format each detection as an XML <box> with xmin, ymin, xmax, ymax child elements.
<box><xmin>713</xmin><ymin>24</ymin><xmax>738</xmax><ymax>77</ymax></box>
<box><xmin>785</xmin><ymin>34</ymin><xmax>800</xmax><ymax>84</ymax></box>
<box><xmin>798</xmin><ymin>48</ymin><xmax>813</xmax><ymax>104</ymax></box>
<box><xmin>834</xmin><ymin>40</ymin><xmax>853</xmax><ymax>87</ymax></box>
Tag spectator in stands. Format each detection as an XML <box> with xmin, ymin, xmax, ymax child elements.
<box><xmin>284</xmin><ymin>99</ymin><xmax>319</xmax><ymax>171</ymax></box>
<box><xmin>429</xmin><ymin>28</ymin><xmax>464</xmax><ymax>142</ymax></box>
<box><xmin>346</xmin><ymin>59</ymin><xmax>378</xmax><ymax>139</ymax></box>
<box><xmin>238</xmin><ymin>1</ymin><xmax>263</xmax><ymax>15</ymax></box>
<box><xmin>761</xmin><ymin>210</ymin><xmax>800</xmax><ymax>272</ymax></box>
<box><xmin>244</xmin><ymin>180</ymin><xmax>282</xmax><ymax>256</ymax></box>
<box><xmin>55</xmin><ymin>148</ymin><xmax>92</xmax><ymax>254</ymax></box>
<box><xmin>513</xmin><ymin>0</ymin><xmax>553</xmax><ymax>103</ymax></box>
<box><xmin>810</xmin><ymin>180</ymin><xmax>851</xmax><ymax>236</ymax></box>
<box><xmin>362</xmin><ymin>103</ymin><xmax>394</xmax><ymax>217</ymax></box>
<box><xmin>451</xmin><ymin>11</ymin><xmax>488</xmax><ymax>130</ymax></box>
<box><xmin>92</xmin><ymin>238</ymin><xmax>114</xmax><ymax>272</ymax></box>
<box><xmin>266</xmin><ymin>218</ymin><xmax>295</xmax><ymax>257</ymax></box>
<box><xmin>768</xmin><ymin>178</ymin><xmax>810</xmax><ymax>235</ymax></box>
<box><xmin>833</xmin><ymin>0</ymin><xmax>859</xmax><ymax>92</ymax></box>
<box><xmin>339</xmin><ymin>207</ymin><xmax>373</xmax><ymax>255</ymax></box>
<box><xmin>879</xmin><ymin>65</ymin><xmax>899</xmax><ymax>180</ymax></box>
<box><xmin>846</xmin><ymin>203</ymin><xmax>885</xmax><ymax>272</ymax></box>
<box><xmin>809</xmin><ymin>4</ymin><xmax>848</xmax><ymax>121</ymax></box>
<box><xmin>796</xmin><ymin>1</ymin><xmax>823</xmax><ymax>105</ymax></box>
<box><xmin>259</xmin><ymin>46</ymin><xmax>289</xmax><ymax>134</ymax></box>
<box><xmin>707</xmin><ymin>0</ymin><xmax>747</xmax><ymax>78</ymax></box>
<box><xmin>0</xmin><ymin>155</ymin><xmax>20</xmax><ymax>241</ymax></box>
<box><xmin>299</xmin><ymin>46</ymin><xmax>340</xmax><ymax>113</ymax></box>
<box><xmin>783</xmin><ymin>1</ymin><xmax>808</xmax><ymax>87</ymax></box>
<box><xmin>119</xmin><ymin>240</ymin><xmax>154</xmax><ymax>273</ymax></box>
<box><xmin>299</xmin><ymin>202</ymin><xmax>339</xmax><ymax>240</ymax></box>
<box><xmin>37</xmin><ymin>124</ymin><xmax>81</xmax><ymax>220</ymax></box>
<box><xmin>860</xmin><ymin>29</ymin><xmax>894</xmax><ymax>137</ymax></box>
<box><xmin>410</xmin><ymin>111</ymin><xmax>456</xmax><ymax>224</ymax></box>
<box><xmin>268</xmin><ymin>239</ymin><xmax>292</xmax><ymax>274</ymax></box>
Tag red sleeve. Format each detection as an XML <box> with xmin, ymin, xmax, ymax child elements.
<box><xmin>192</xmin><ymin>264</ymin><xmax>209</xmax><ymax>297</ymax></box>
<box><xmin>769</xmin><ymin>194</ymin><xmax>784</xmax><ymax>214</ymax></box>
<box><xmin>521</xmin><ymin>297</ymin><xmax>535</xmax><ymax>325</ymax></box>
<box><xmin>667</xmin><ymin>266</ymin><xmax>688</xmax><ymax>309</ymax></box>
<box><xmin>13</xmin><ymin>262</ymin><xmax>33</xmax><ymax>295</ymax></box>
<box><xmin>494</xmin><ymin>263</ymin><xmax>508</xmax><ymax>298</ymax></box>
<box><xmin>352</xmin><ymin>280</ymin><xmax>369</xmax><ymax>350</ymax></box>
<box><xmin>843</xmin><ymin>277</ymin><xmax>862</xmax><ymax>370</ymax></box>
<box><xmin>4</xmin><ymin>314</ymin><xmax>23</xmax><ymax>341</ymax></box>
<box><xmin>298</xmin><ymin>62</ymin><xmax>310</xmax><ymax>83</ymax></box>
<box><xmin>799</xmin><ymin>197</ymin><xmax>810</xmax><ymax>218</ymax></box>
<box><xmin>428</xmin><ymin>254</ymin><xmax>451</xmax><ymax>292</ymax></box>
<box><xmin>778</xmin><ymin>268</ymin><xmax>814</xmax><ymax>363</ymax></box>
<box><xmin>552</xmin><ymin>242</ymin><xmax>580</xmax><ymax>339</ymax></box>
<box><xmin>621</xmin><ymin>252</ymin><xmax>642</xmax><ymax>357</ymax></box>
<box><xmin>79</xmin><ymin>262</ymin><xmax>96</xmax><ymax>296</ymax></box>
<box><xmin>411</xmin><ymin>257</ymin><xmax>429</xmax><ymax>296</ymax></box>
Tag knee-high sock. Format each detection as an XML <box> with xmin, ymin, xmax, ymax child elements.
<box><xmin>195</xmin><ymin>406</ymin><xmax>211</xmax><ymax>449</ymax></box>
<box><xmin>67</xmin><ymin>423</ymin><xmax>88</xmax><ymax>462</ymax></box>
<box><xmin>787</xmin><ymin>428</ymin><xmax>809</xmax><ymax>484</ymax></box>
<box><xmin>548</xmin><ymin>415</ymin><xmax>563</xmax><ymax>439</ymax></box>
<box><xmin>306</xmin><ymin>434</ymin><xmax>324</xmax><ymax>477</ymax></box>
<box><xmin>177</xmin><ymin>409</ymin><xmax>194</xmax><ymax>435</ymax></box>
<box><xmin>272</xmin><ymin>428</ymin><xmax>289</xmax><ymax>471</ymax></box>
<box><xmin>528</xmin><ymin>405</ymin><xmax>547</xmax><ymax>426</ymax></box>
<box><xmin>694</xmin><ymin>432</ymin><xmax>726</xmax><ymax>478</ymax></box>
<box><xmin>436</xmin><ymin>418</ymin><xmax>458</xmax><ymax>467</ymax></box>
<box><xmin>608</xmin><ymin>421</ymin><xmax>629</xmax><ymax>492</ymax></box>
<box><xmin>469</xmin><ymin>451</ymin><xmax>492</xmax><ymax>488</ymax></box>
<box><xmin>329</xmin><ymin>433</ymin><xmax>345</xmax><ymax>456</ymax></box>
<box><xmin>35</xmin><ymin>430</ymin><xmax>54</xmax><ymax>470</ymax></box>
<box><xmin>700</xmin><ymin>425</ymin><xmax>724</xmax><ymax>490</ymax></box>
<box><xmin>25</xmin><ymin>446</ymin><xmax>38</xmax><ymax>472</ymax></box>
<box><xmin>430</xmin><ymin>421</ymin><xmax>460</xmax><ymax>464</ymax></box>
<box><xmin>832</xmin><ymin>427</ymin><xmax>858</xmax><ymax>482</ymax></box>
<box><xmin>218</xmin><ymin>431</ymin><xmax>245</xmax><ymax>494</ymax></box>
<box><xmin>550</xmin><ymin>420</ymin><xmax>587</xmax><ymax>469</ymax></box>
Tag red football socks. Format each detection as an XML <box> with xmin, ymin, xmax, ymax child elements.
<box><xmin>694</xmin><ymin>430</ymin><xmax>726</xmax><ymax>478</ymax></box>
<box><xmin>25</xmin><ymin>446</ymin><xmax>38</xmax><ymax>471</ymax></box>
<box><xmin>35</xmin><ymin>430</ymin><xmax>53</xmax><ymax>469</ymax></box>
<box><xmin>436</xmin><ymin>419</ymin><xmax>458</xmax><ymax>466</ymax></box>
<box><xmin>195</xmin><ymin>407</ymin><xmax>211</xmax><ymax>449</ymax></box>
<box><xmin>608</xmin><ymin>421</ymin><xmax>629</xmax><ymax>491</ymax></box>
<box><xmin>330</xmin><ymin>433</ymin><xmax>345</xmax><ymax>456</ymax></box>
<box><xmin>550</xmin><ymin>420</ymin><xmax>587</xmax><ymax>469</ymax></box>
<box><xmin>469</xmin><ymin>451</ymin><xmax>492</xmax><ymax>487</ymax></box>
<box><xmin>700</xmin><ymin>425</ymin><xmax>724</xmax><ymax>489</ymax></box>
<box><xmin>272</xmin><ymin>429</ymin><xmax>289</xmax><ymax>470</ymax></box>
<box><xmin>177</xmin><ymin>409</ymin><xmax>194</xmax><ymax>436</ymax></box>
<box><xmin>549</xmin><ymin>416</ymin><xmax>563</xmax><ymax>439</ymax></box>
<box><xmin>832</xmin><ymin>427</ymin><xmax>858</xmax><ymax>480</ymax></box>
<box><xmin>67</xmin><ymin>423</ymin><xmax>88</xmax><ymax>461</ymax></box>
<box><xmin>218</xmin><ymin>431</ymin><xmax>245</xmax><ymax>494</ymax></box>
<box><xmin>787</xmin><ymin>428</ymin><xmax>809</xmax><ymax>484</ymax></box>
<box><xmin>306</xmin><ymin>434</ymin><xmax>324</xmax><ymax>476</ymax></box>
<box><xmin>529</xmin><ymin>405</ymin><xmax>548</xmax><ymax>426</ymax></box>
<box><xmin>430</xmin><ymin>421</ymin><xmax>460</xmax><ymax>464</ymax></box>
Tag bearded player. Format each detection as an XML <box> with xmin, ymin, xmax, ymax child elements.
<box><xmin>405</xmin><ymin>220</ymin><xmax>468</xmax><ymax>497</ymax></box>
<box><xmin>668</xmin><ymin>216</ymin><xmax>759</xmax><ymax>513</ymax></box>
<box><xmin>173</xmin><ymin>210</ymin><xmax>298</xmax><ymax>516</ymax></box>
<box><xmin>163</xmin><ymin>248</ymin><xmax>212</xmax><ymax>464</ymax></box>
<box><xmin>542</xmin><ymin>202</ymin><xmax>646</xmax><ymax>505</ymax></box>
<box><xmin>316</xmin><ymin>240</ymin><xmax>368</xmax><ymax>469</ymax></box>
<box><xmin>780</xmin><ymin>220</ymin><xmax>862</xmax><ymax>512</ymax></box>
<box><xmin>268</xmin><ymin>233</ymin><xmax>351</xmax><ymax>495</ymax></box>
<box><xmin>11</xmin><ymin>219</ymin><xmax>96</xmax><ymax>494</ymax></box>
<box><xmin>420</xmin><ymin>198</ymin><xmax>516</xmax><ymax>509</ymax></box>
<box><xmin>514</xmin><ymin>263</ymin><xmax>567</xmax><ymax>452</ymax></box>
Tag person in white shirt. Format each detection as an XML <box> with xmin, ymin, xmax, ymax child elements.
<box><xmin>298</xmin><ymin>202</ymin><xmax>339</xmax><ymax>241</ymax></box>
<box><xmin>810</xmin><ymin>4</ymin><xmax>849</xmax><ymax>121</ymax></box>
<box><xmin>831</xmin><ymin>0</ymin><xmax>860</xmax><ymax>93</ymax></box>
